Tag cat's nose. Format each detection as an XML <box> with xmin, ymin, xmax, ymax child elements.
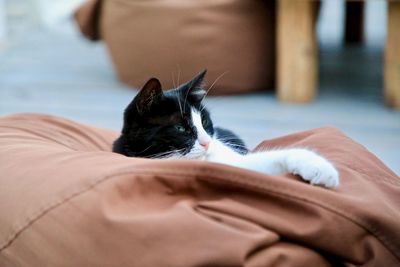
<box><xmin>200</xmin><ymin>141</ymin><xmax>210</xmax><ymax>151</ymax></box>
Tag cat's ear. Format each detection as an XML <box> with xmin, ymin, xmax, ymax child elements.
<box><xmin>135</xmin><ymin>78</ymin><xmax>163</xmax><ymax>114</ymax></box>
<box><xmin>179</xmin><ymin>69</ymin><xmax>207</xmax><ymax>102</ymax></box>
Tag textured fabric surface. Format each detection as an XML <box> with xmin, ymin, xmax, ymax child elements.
<box><xmin>0</xmin><ymin>114</ymin><xmax>399</xmax><ymax>267</ymax></box>
<box><xmin>75</xmin><ymin>0</ymin><xmax>276</xmax><ymax>94</ymax></box>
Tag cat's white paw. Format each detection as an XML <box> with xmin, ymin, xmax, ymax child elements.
<box><xmin>286</xmin><ymin>150</ymin><xmax>340</xmax><ymax>188</ymax></box>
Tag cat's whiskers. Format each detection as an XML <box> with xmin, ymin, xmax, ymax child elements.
<box><xmin>137</xmin><ymin>144</ymin><xmax>153</xmax><ymax>154</ymax></box>
<box><xmin>171</xmin><ymin>70</ymin><xmax>184</xmax><ymax>118</ymax></box>
<box><xmin>147</xmin><ymin>148</ymin><xmax>186</xmax><ymax>159</ymax></box>
<box><xmin>173</xmin><ymin>90</ymin><xmax>184</xmax><ymax>118</ymax></box>
<box><xmin>171</xmin><ymin>71</ymin><xmax>176</xmax><ymax>88</ymax></box>
<box><xmin>147</xmin><ymin>151</ymin><xmax>176</xmax><ymax>159</ymax></box>
<box><xmin>178</xmin><ymin>97</ymin><xmax>184</xmax><ymax>118</ymax></box>
<box><xmin>165</xmin><ymin>148</ymin><xmax>187</xmax><ymax>159</ymax></box>
<box><xmin>183</xmin><ymin>85</ymin><xmax>191</xmax><ymax>112</ymax></box>
<box><xmin>206</xmin><ymin>71</ymin><xmax>228</xmax><ymax>95</ymax></box>
<box><xmin>183</xmin><ymin>146</ymin><xmax>207</xmax><ymax>159</ymax></box>
<box><xmin>176</xmin><ymin>65</ymin><xmax>181</xmax><ymax>88</ymax></box>
<box><xmin>200</xmin><ymin>71</ymin><xmax>229</xmax><ymax>111</ymax></box>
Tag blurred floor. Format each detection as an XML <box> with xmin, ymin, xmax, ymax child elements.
<box><xmin>0</xmin><ymin>18</ymin><xmax>399</xmax><ymax>174</ymax></box>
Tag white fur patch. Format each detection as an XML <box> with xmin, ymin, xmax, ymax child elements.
<box><xmin>182</xmin><ymin>109</ymin><xmax>212</xmax><ymax>159</ymax></box>
<box><xmin>191</xmin><ymin>109</ymin><xmax>211</xmax><ymax>146</ymax></box>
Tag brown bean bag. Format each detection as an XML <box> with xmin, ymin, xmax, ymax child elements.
<box><xmin>0</xmin><ymin>113</ymin><xmax>399</xmax><ymax>267</ymax></box>
<box><xmin>74</xmin><ymin>0</ymin><xmax>276</xmax><ymax>95</ymax></box>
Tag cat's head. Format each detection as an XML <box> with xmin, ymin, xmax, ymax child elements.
<box><xmin>113</xmin><ymin>70</ymin><xmax>215</xmax><ymax>159</ymax></box>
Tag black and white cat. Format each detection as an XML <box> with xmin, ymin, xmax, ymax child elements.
<box><xmin>113</xmin><ymin>70</ymin><xmax>339</xmax><ymax>188</ymax></box>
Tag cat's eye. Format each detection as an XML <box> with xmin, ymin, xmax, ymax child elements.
<box><xmin>175</xmin><ymin>125</ymin><xmax>186</xmax><ymax>132</ymax></box>
<box><xmin>202</xmin><ymin>118</ymin><xmax>208</xmax><ymax>126</ymax></box>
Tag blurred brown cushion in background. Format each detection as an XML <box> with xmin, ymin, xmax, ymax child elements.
<box><xmin>74</xmin><ymin>0</ymin><xmax>103</xmax><ymax>41</ymax></box>
<box><xmin>75</xmin><ymin>0</ymin><xmax>276</xmax><ymax>95</ymax></box>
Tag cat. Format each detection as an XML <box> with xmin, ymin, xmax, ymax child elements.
<box><xmin>113</xmin><ymin>70</ymin><xmax>340</xmax><ymax>188</ymax></box>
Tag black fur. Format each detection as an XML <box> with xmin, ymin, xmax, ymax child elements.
<box><xmin>113</xmin><ymin>70</ymin><xmax>248</xmax><ymax>157</ymax></box>
<box><xmin>214</xmin><ymin>127</ymin><xmax>247</xmax><ymax>155</ymax></box>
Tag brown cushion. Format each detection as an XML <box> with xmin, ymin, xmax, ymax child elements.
<box><xmin>75</xmin><ymin>0</ymin><xmax>276</xmax><ymax>95</ymax></box>
<box><xmin>0</xmin><ymin>113</ymin><xmax>399</xmax><ymax>266</ymax></box>
<box><xmin>74</xmin><ymin>0</ymin><xmax>102</xmax><ymax>41</ymax></box>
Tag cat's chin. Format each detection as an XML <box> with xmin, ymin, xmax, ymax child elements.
<box><xmin>182</xmin><ymin>143</ymin><xmax>208</xmax><ymax>160</ymax></box>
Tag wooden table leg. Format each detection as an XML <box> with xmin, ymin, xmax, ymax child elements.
<box><xmin>277</xmin><ymin>0</ymin><xmax>318</xmax><ymax>102</ymax></box>
<box><xmin>385</xmin><ymin>2</ymin><xmax>400</xmax><ymax>109</ymax></box>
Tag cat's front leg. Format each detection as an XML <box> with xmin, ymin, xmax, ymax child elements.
<box><xmin>205</xmin><ymin>141</ymin><xmax>339</xmax><ymax>188</ymax></box>
<box><xmin>283</xmin><ymin>149</ymin><xmax>340</xmax><ymax>188</ymax></box>
<box><xmin>205</xmin><ymin>139</ymin><xmax>243</xmax><ymax>165</ymax></box>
